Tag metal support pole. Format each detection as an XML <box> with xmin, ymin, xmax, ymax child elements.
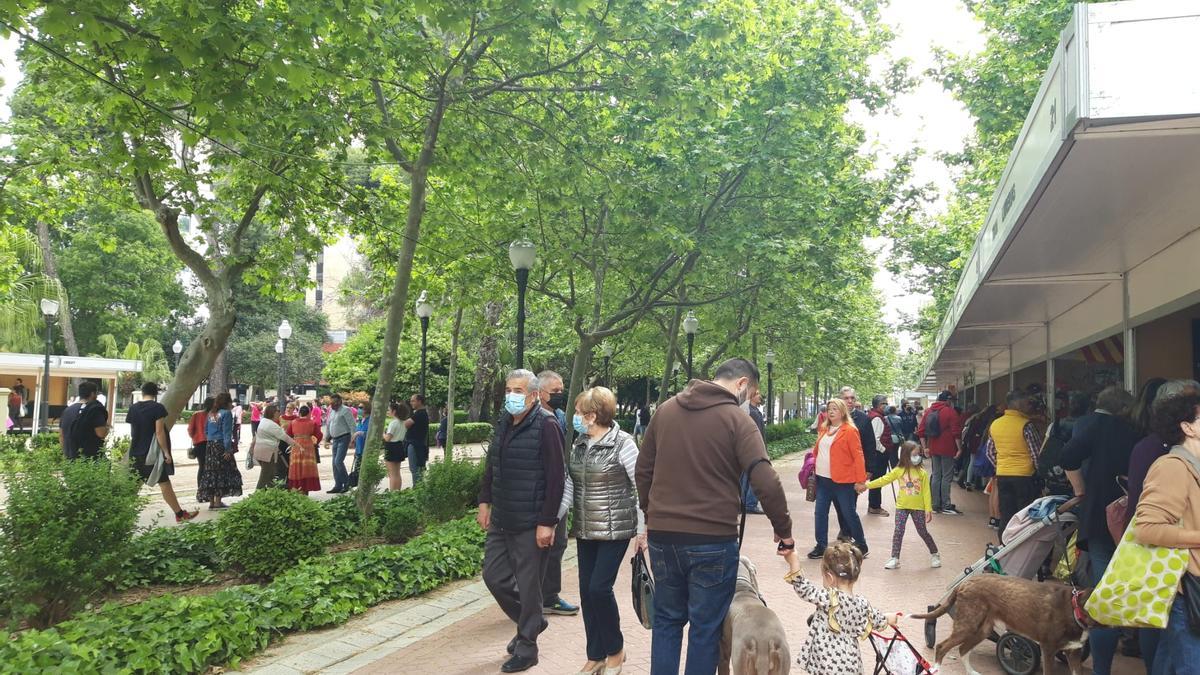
<box><xmin>1123</xmin><ymin>273</ymin><xmax>1136</xmax><ymax>390</ymax></box>
<box><xmin>419</xmin><ymin>315</ymin><xmax>429</xmax><ymax>396</ymax></box>
<box><xmin>1009</xmin><ymin>345</ymin><xmax>1015</xmax><ymax>391</ymax></box>
<box><xmin>515</xmin><ymin>268</ymin><xmax>529</xmax><ymax>370</ymax></box>
<box><xmin>767</xmin><ymin>361</ymin><xmax>774</xmax><ymax>425</ymax></box>
<box><xmin>1046</xmin><ymin>323</ymin><xmax>1056</xmax><ymax>423</ymax></box>
<box><xmin>686</xmin><ymin>333</ymin><xmax>695</xmax><ymax>381</ymax></box>
<box><xmin>281</xmin><ymin>338</ymin><xmax>288</xmax><ymax>400</ymax></box>
<box><xmin>277</xmin><ymin>348</ymin><xmax>284</xmax><ymax>404</ymax></box>
<box><xmin>41</xmin><ymin>316</ymin><xmax>52</xmax><ymax>432</ymax></box>
<box><xmin>988</xmin><ymin>359</ymin><xmax>994</xmax><ymax>405</ymax></box>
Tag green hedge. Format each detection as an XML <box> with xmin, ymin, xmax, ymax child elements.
<box><xmin>766</xmin><ymin>430</ymin><xmax>815</xmax><ymax>460</ymax></box>
<box><xmin>763</xmin><ymin>419</ymin><xmax>810</xmax><ymax>443</ymax></box>
<box><xmin>429</xmin><ymin>421</ymin><xmax>491</xmax><ymax>446</ymax></box>
<box><xmin>0</xmin><ymin>516</ymin><xmax>486</xmax><ymax>673</ymax></box>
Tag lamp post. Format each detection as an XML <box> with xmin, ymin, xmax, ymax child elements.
<box><xmin>682</xmin><ymin>311</ymin><xmax>698</xmax><ymax>381</ymax></box>
<box><xmin>277</xmin><ymin>319</ymin><xmax>292</xmax><ymax>401</ymax></box>
<box><xmin>601</xmin><ymin>343</ymin><xmax>613</xmax><ymax>387</ymax></box>
<box><xmin>765</xmin><ymin>349</ymin><xmax>775</xmax><ymax>425</ymax></box>
<box><xmin>172</xmin><ymin>340</ymin><xmax>183</xmax><ymax>372</ymax></box>
<box><xmin>671</xmin><ymin>362</ymin><xmax>681</xmax><ymax>395</ymax></box>
<box><xmin>415</xmin><ymin>291</ymin><xmax>434</xmax><ymax>396</ymax></box>
<box><xmin>508</xmin><ymin>239</ymin><xmax>536</xmax><ymax>370</ymax></box>
<box><xmin>39</xmin><ymin>298</ymin><xmax>59</xmax><ymax>433</ymax></box>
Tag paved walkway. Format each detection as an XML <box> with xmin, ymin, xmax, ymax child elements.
<box><xmin>238</xmin><ymin>455</ymin><xmax>1141</xmax><ymax>675</ymax></box>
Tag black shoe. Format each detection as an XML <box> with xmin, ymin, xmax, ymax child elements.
<box><xmin>327</xmin><ymin>487</ymin><xmax>346</xmax><ymax>494</ymax></box>
<box><xmin>501</xmin><ymin>655</ymin><xmax>538</xmax><ymax>673</ymax></box>
<box><xmin>507</xmin><ymin>620</ymin><xmax>548</xmax><ymax>655</ymax></box>
<box><xmin>856</xmin><ymin>545</ymin><xmax>869</xmax><ymax>559</ymax></box>
<box><xmin>807</xmin><ymin>546</ymin><xmax>825</xmax><ymax>560</ymax></box>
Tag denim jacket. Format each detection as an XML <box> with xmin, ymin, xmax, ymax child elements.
<box><xmin>205</xmin><ymin>409</ymin><xmax>235</xmax><ymax>452</ymax></box>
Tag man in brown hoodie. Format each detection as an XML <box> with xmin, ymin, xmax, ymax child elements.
<box><xmin>636</xmin><ymin>358</ymin><xmax>793</xmax><ymax>675</ymax></box>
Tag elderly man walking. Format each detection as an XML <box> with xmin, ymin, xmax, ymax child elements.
<box><xmin>536</xmin><ymin>369</ymin><xmax>579</xmax><ymax>617</ymax></box>
<box><xmin>637</xmin><ymin>358</ymin><xmax>794</xmax><ymax>675</ymax></box>
<box><xmin>478</xmin><ymin>369</ymin><xmax>567</xmax><ymax>673</ymax></box>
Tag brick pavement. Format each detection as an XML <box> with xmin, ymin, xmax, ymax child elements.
<box><xmin>241</xmin><ymin>454</ymin><xmax>1140</xmax><ymax>674</ymax></box>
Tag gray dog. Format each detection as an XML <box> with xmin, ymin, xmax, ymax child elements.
<box><xmin>719</xmin><ymin>556</ymin><xmax>790</xmax><ymax>675</ymax></box>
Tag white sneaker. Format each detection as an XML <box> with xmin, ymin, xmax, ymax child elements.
<box><xmin>931</xmin><ymin>554</ymin><xmax>942</xmax><ymax>568</ymax></box>
<box><xmin>884</xmin><ymin>557</ymin><xmax>900</xmax><ymax>570</ymax></box>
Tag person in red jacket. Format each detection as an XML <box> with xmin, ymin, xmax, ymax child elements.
<box><xmin>917</xmin><ymin>391</ymin><xmax>965</xmax><ymax>515</ymax></box>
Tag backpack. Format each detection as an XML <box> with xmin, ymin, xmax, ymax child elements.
<box><xmin>886</xmin><ymin>414</ymin><xmax>904</xmax><ymax>446</ymax></box>
<box><xmin>69</xmin><ymin>401</ymin><xmax>99</xmax><ymax>449</ymax></box>
<box><xmin>924</xmin><ymin>407</ymin><xmax>943</xmax><ymax>439</ymax></box>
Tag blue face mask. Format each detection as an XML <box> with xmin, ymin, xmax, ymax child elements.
<box><xmin>504</xmin><ymin>392</ymin><xmax>529</xmax><ymax>416</ymax></box>
<box><xmin>572</xmin><ymin>414</ymin><xmax>589</xmax><ymax>434</ymax></box>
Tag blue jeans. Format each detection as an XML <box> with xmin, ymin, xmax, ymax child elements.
<box><xmin>1168</xmin><ymin>594</ymin><xmax>1200</xmax><ymax>675</ymax></box>
<box><xmin>814</xmin><ymin>476</ymin><xmax>866</xmax><ymax>551</ymax></box>
<box><xmin>1088</xmin><ymin>536</ymin><xmax>1119</xmax><ymax>675</ymax></box>
<box><xmin>740</xmin><ymin>471</ymin><xmax>759</xmax><ymax>512</ymax></box>
<box><xmin>330</xmin><ymin>434</ymin><xmax>351</xmax><ymax>489</ymax></box>
<box><xmin>648</xmin><ymin>540</ymin><xmax>738</xmax><ymax>675</ymax></box>
<box><xmin>1142</xmin><ymin>626</ymin><xmax>1172</xmax><ymax>675</ymax></box>
<box><xmin>407</xmin><ymin>442</ymin><xmax>429</xmax><ymax>483</ymax></box>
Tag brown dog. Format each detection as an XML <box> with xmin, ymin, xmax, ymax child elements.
<box><xmin>719</xmin><ymin>556</ymin><xmax>789</xmax><ymax>675</ymax></box>
<box><xmin>912</xmin><ymin>575</ymin><xmax>1092</xmax><ymax>675</ymax></box>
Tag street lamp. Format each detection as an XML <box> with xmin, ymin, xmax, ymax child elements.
<box><xmin>765</xmin><ymin>349</ymin><xmax>775</xmax><ymax>425</ymax></box>
<box><xmin>172</xmin><ymin>340</ymin><xmax>183</xmax><ymax>372</ymax></box>
<box><xmin>39</xmin><ymin>298</ymin><xmax>59</xmax><ymax>433</ymax></box>
<box><xmin>275</xmin><ymin>339</ymin><xmax>285</xmax><ymax>403</ymax></box>
<box><xmin>277</xmin><ymin>319</ymin><xmax>292</xmax><ymax>401</ymax></box>
<box><xmin>601</xmin><ymin>343</ymin><xmax>614</xmax><ymax>387</ymax></box>
<box><xmin>508</xmin><ymin>239</ymin><xmax>536</xmax><ymax>369</ymax></box>
<box><xmin>415</xmin><ymin>291</ymin><xmax>434</xmax><ymax>396</ymax></box>
<box><xmin>682</xmin><ymin>311</ymin><xmax>699</xmax><ymax>381</ymax></box>
<box><xmin>672</xmin><ymin>362</ymin><xmax>681</xmax><ymax>395</ymax></box>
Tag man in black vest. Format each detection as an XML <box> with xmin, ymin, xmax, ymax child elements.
<box><xmin>477</xmin><ymin>369</ymin><xmax>566</xmax><ymax>673</ymax></box>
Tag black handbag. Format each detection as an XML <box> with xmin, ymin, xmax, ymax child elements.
<box><xmin>630</xmin><ymin>551</ymin><xmax>655</xmax><ymax>630</ymax></box>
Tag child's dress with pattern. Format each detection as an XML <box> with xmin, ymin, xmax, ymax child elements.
<box><xmin>789</xmin><ymin>574</ymin><xmax>890</xmax><ymax>675</ymax></box>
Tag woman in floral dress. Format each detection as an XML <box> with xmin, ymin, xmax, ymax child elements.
<box><xmin>286</xmin><ymin>405</ymin><xmax>322</xmax><ymax>494</ymax></box>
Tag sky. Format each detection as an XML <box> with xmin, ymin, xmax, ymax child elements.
<box><xmin>0</xmin><ymin>4</ymin><xmax>986</xmax><ymax>352</ymax></box>
<box><xmin>858</xmin><ymin>0</ymin><xmax>985</xmax><ymax>352</ymax></box>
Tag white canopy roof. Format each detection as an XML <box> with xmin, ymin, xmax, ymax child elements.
<box><xmin>0</xmin><ymin>352</ymin><xmax>142</xmax><ymax>378</ymax></box>
<box><xmin>922</xmin><ymin>0</ymin><xmax>1200</xmax><ymax>391</ymax></box>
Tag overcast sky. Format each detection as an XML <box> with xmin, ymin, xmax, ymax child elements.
<box><xmin>1</xmin><ymin>4</ymin><xmax>985</xmax><ymax>353</ymax></box>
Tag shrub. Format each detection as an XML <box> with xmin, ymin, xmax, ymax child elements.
<box><xmin>0</xmin><ymin>516</ymin><xmax>487</xmax><ymax>673</ymax></box>
<box><xmin>0</xmin><ymin>455</ymin><xmax>144</xmax><ymax>627</ymax></box>
<box><xmin>320</xmin><ymin>493</ymin><xmax>375</xmax><ymax>541</ymax></box>
<box><xmin>428</xmin><ymin>421</ymin><xmax>492</xmax><ymax>446</ymax></box>
<box><xmin>0</xmin><ymin>434</ymin><xmax>26</xmax><ymax>454</ymax></box>
<box><xmin>112</xmin><ymin>522</ymin><xmax>224</xmax><ymax>590</ymax></box>
<box><xmin>766</xmin><ymin>432</ymin><xmax>815</xmax><ymax>460</ymax></box>
<box><xmin>374</xmin><ymin>490</ymin><xmax>423</xmax><ymax>543</ymax></box>
<box><xmin>416</xmin><ymin>454</ymin><xmax>484</xmax><ymax>523</ymax></box>
<box><xmin>215</xmin><ymin>488</ymin><xmax>334</xmax><ymax>578</ymax></box>
<box><xmin>763</xmin><ymin>419</ymin><xmax>809</xmax><ymax>443</ymax></box>
<box><xmin>29</xmin><ymin>433</ymin><xmax>59</xmax><ymax>453</ymax></box>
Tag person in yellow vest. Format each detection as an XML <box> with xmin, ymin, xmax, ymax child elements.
<box><xmin>984</xmin><ymin>389</ymin><xmax>1044</xmax><ymax>540</ymax></box>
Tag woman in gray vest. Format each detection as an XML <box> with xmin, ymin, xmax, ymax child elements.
<box><xmin>560</xmin><ymin>386</ymin><xmax>645</xmax><ymax>675</ymax></box>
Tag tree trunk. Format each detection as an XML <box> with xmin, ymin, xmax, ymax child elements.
<box><xmin>162</xmin><ymin>298</ymin><xmax>237</xmax><ymax>425</ymax></box>
<box><xmin>208</xmin><ymin>347</ymin><xmax>229</xmax><ymax>398</ymax></box>
<box><xmin>656</xmin><ymin>305</ymin><xmax>684</xmax><ymax>406</ymax></box>
<box><xmin>359</xmin><ymin>99</ymin><xmax>448</xmax><ymax>516</ymax></box>
<box><xmin>468</xmin><ymin>300</ymin><xmax>502</xmax><ymax>422</ymax></box>
<box><xmin>35</xmin><ymin>221</ymin><xmax>80</xmax><ymax>358</ymax></box>
<box><xmin>563</xmin><ymin>337</ymin><xmax>595</xmax><ymax>447</ymax></box>
<box><xmin>445</xmin><ymin>306</ymin><xmax>464</xmax><ymax>453</ymax></box>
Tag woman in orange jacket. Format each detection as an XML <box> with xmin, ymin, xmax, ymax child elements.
<box><xmin>808</xmin><ymin>397</ymin><xmax>869</xmax><ymax>559</ymax></box>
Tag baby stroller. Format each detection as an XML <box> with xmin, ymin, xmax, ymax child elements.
<box><xmin>870</xmin><ymin>625</ymin><xmax>938</xmax><ymax>675</ymax></box>
<box><xmin>922</xmin><ymin>495</ymin><xmax>1084</xmax><ymax>675</ymax></box>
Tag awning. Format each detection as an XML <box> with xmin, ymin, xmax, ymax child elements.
<box><xmin>922</xmin><ymin>0</ymin><xmax>1200</xmax><ymax>393</ymax></box>
<box><xmin>0</xmin><ymin>352</ymin><xmax>143</xmax><ymax>434</ymax></box>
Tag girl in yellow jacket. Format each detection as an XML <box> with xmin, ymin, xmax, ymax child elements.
<box><xmin>857</xmin><ymin>441</ymin><xmax>940</xmax><ymax>570</ymax></box>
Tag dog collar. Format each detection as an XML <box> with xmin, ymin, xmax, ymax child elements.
<box><xmin>1070</xmin><ymin>589</ymin><xmax>1088</xmax><ymax>630</ymax></box>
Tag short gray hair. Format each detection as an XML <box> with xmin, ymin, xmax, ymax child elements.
<box><xmin>537</xmin><ymin>370</ymin><xmax>563</xmax><ymax>388</ymax></box>
<box><xmin>1156</xmin><ymin>379</ymin><xmax>1200</xmax><ymax>402</ymax></box>
<box><xmin>506</xmin><ymin>369</ymin><xmax>540</xmax><ymax>392</ymax></box>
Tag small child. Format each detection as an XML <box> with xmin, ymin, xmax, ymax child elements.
<box><xmin>860</xmin><ymin>440</ymin><xmax>940</xmax><ymax>570</ymax></box>
<box><xmin>783</xmin><ymin>543</ymin><xmax>900</xmax><ymax>675</ymax></box>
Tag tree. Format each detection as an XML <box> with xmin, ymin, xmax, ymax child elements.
<box><xmin>53</xmin><ymin>207</ymin><xmax>193</xmax><ymax>352</ymax></box>
<box><xmin>4</xmin><ymin>2</ymin><xmax>354</xmax><ymax>423</ymax></box>
<box><xmin>223</xmin><ymin>298</ymin><xmax>328</xmax><ymax>395</ymax></box>
<box><xmin>0</xmin><ymin>226</ymin><xmax>62</xmax><ymax>352</ymax></box>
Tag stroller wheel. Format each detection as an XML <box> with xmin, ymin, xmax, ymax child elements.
<box><xmin>996</xmin><ymin>632</ymin><xmax>1040</xmax><ymax>675</ymax></box>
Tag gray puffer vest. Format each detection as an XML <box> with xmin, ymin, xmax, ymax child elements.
<box><xmin>489</xmin><ymin>407</ymin><xmax>554</xmax><ymax>532</ymax></box>
<box><xmin>568</xmin><ymin>425</ymin><xmax>639</xmax><ymax>541</ymax></box>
